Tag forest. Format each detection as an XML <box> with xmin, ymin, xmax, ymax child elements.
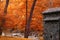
<box><xmin>0</xmin><ymin>0</ymin><xmax>60</xmax><ymax>40</ymax></box>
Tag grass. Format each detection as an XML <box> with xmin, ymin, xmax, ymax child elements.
<box><xmin>0</xmin><ymin>36</ymin><xmax>31</xmax><ymax>40</ymax></box>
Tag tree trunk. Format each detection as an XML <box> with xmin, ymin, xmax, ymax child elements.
<box><xmin>0</xmin><ymin>27</ymin><xmax>2</xmax><ymax>35</ymax></box>
<box><xmin>24</xmin><ymin>0</ymin><xmax>37</xmax><ymax>38</ymax></box>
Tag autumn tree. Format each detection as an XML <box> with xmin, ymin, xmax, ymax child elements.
<box><xmin>0</xmin><ymin>0</ymin><xmax>9</xmax><ymax>35</ymax></box>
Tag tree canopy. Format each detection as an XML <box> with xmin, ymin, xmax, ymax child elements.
<box><xmin>0</xmin><ymin>0</ymin><xmax>60</xmax><ymax>32</ymax></box>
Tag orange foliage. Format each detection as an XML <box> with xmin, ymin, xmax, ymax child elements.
<box><xmin>0</xmin><ymin>0</ymin><xmax>60</xmax><ymax>31</ymax></box>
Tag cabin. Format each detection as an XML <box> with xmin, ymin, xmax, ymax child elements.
<box><xmin>42</xmin><ymin>7</ymin><xmax>60</xmax><ymax>40</ymax></box>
